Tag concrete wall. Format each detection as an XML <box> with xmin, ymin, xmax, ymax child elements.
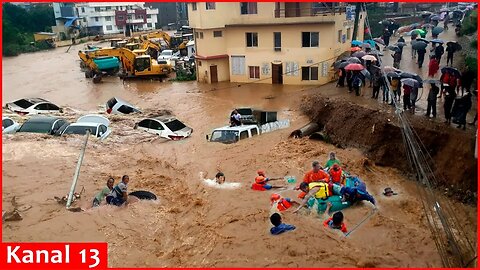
<box><xmin>196</xmin><ymin>58</ymin><xmax>230</xmax><ymax>83</ymax></box>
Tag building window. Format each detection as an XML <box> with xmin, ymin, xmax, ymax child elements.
<box><xmin>95</xmin><ymin>17</ymin><xmax>99</xmax><ymax>22</ymax></box>
<box><xmin>195</xmin><ymin>32</ymin><xmax>199</xmax><ymax>38</ymax></box>
<box><xmin>206</xmin><ymin>2</ymin><xmax>216</xmax><ymax>10</ymax></box>
<box><xmin>118</xmin><ymin>15</ymin><xmax>124</xmax><ymax>20</ymax></box>
<box><xmin>147</xmin><ymin>15</ymin><xmax>151</xmax><ymax>19</ymax></box>
<box><xmin>249</xmin><ymin>66</ymin><xmax>260</xmax><ymax>79</ymax></box>
<box><xmin>346</xmin><ymin>28</ymin><xmax>351</xmax><ymax>40</ymax></box>
<box><xmin>95</xmin><ymin>7</ymin><xmax>100</xmax><ymax>12</ymax></box>
<box><xmin>240</xmin><ymin>2</ymin><xmax>257</xmax><ymax>14</ymax></box>
<box><xmin>302</xmin><ymin>32</ymin><xmax>319</xmax><ymax>47</ymax></box>
<box><xmin>301</xmin><ymin>66</ymin><xmax>319</xmax><ymax>80</ymax></box>
<box><xmin>200</xmin><ymin>32</ymin><xmax>204</xmax><ymax>39</ymax></box>
<box><xmin>213</xmin><ymin>31</ymin><xmax>222</xmax><ymax>37</ymax></box>
<box><xmin>274</xmin><ymin>32</ymin><xmax>281</xmax><ymax>51</ymax></box>
<box><xmin>118</xmin><ymin>26</ymin><xmax>123</xmax><ymax>30</ymax></box>
<box><xmin>192</xmin><ymin>3</ymin><xmax>197</xmax><ymax>10</ymax></box>
<box><xmin>147</xmin><ymin>23</ymin><xmax>152</xmax><ymax>28</ymax></box>
<box><xmin>246</xmin><ymin>32</ymin><xmax>258</xmax><ymax>47</ymax></box>
<box><xmin>81</xmin><ymin>7</ymin><xmax>85</xmax><ymax>13</ymax></box>
<box><xmin>198</xmin><ymin>61</ymin><xmax>202</xmax><ymax>66</ymax></box>
<box><xmin>106</xmin><ymin>25</ymin><xmax>113</xmax><ymax>31</ymax></box>
<box><xmin>106</xmin><ymin>16</ymin><xmax>112</xmax><ymax>21</ymax></box>
<box><xmin>337</xmin><ymin>30</ymin><xmax>342</xmax><ymax>43</ymax></box>
<box><xmin>231</xmin><ymin>56</ymin><xmax>245</xmax><ymax>75</ymax></box>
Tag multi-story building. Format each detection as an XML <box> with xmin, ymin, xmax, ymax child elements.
<box><xmin>52</xmin><ymin>2</ymin><xmax>159</xmax><ymax>39</ymax></box>
<box><xmin>145</xmin><ymin>2</ymin><xmax>188</xmax><ymax>29</ymax></box>
<box><xmin>188</xmin><ymin>2</ymin><xmax>365</xmax><ymax>85</ymax></box>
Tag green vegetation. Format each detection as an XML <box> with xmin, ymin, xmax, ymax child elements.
<box><xmin>173</xmin><ymin>68</ymin><xmax>196</xmax><ymax>81</ymax></box>
<box><xmin>3</xmin><ymin>3</ymin><xmax>55</xmax><ymax>56</ymax></box>
<box><xmin>465</xmin><ymin>56</ymin><xmax>477</xmax><ymax>73</ymax></box>
<box><xmin>471</xmin><ymin>40</ymin><xmax>477</xmax><ymax>49</ymax></box>
<box><xmin>460</xmin><ymin>10</ymin><xmax>477</xmax><ymax>36</ymax></box>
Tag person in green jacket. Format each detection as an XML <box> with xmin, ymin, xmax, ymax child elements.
<box><xmin>92</xmin><ymin>177</ymin><xmax>115</xmax><ymax>207</ymax></box>
<box><xmin>324</xmin><ymin>152</ymin><xmax>341</xmax><ymax>169</ymax></box>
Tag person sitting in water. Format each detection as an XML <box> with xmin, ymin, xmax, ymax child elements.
<box><xmin>324</xmin><ymin>152</ymin><xmax>341</xmax><ymax>169</ymax></box>
<box><xmin>293</xmin><ymin>181</ymin><xmax>331</xmax><ymax>214</ymax></box>
<box><xmin>328</xmin><ymin>164</ymin><xmax>345</xmax><ymax>185</ymax></box>
<box><xmin>270</xmin><ymin>213</ymin><xmax>296</xmax><ymax>235</ymax></box>
<box><xmin>214</xmin><ymin>172</ymin><xmax>225</xmax><ymax>184</ymax></box>
<box><xmin>322</xmin><ymin>202</ymin><xmax>348</xmax><ymax>234</ymax></box>
<box><xmin>106</xmin><ymin>175</ymin><xmax>130</xmax><ymax>206</ymax></box>
<box><xmin>252</xmin><ymin>170</ymin><xmax>285</xmax><ymax>191</ymax></box>
<box><xmin>92</xmin><ymin>177</ymin><xmax>115</xmax><ymax>207</ymax></box>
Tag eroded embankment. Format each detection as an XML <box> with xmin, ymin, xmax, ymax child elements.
<box><xmin>301</xmin><ymin>94</ymin><xmax>477</xmax><ymax>203</ymax></box>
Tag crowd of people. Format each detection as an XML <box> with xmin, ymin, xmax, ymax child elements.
<box><xmin>336</xmin><ymin>15</ymin><xmax>476</xmax><ymax>131</ymax></box>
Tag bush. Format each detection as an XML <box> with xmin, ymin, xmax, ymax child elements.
<box><xmin>3</xmin><ymin>44</ymin><xmax>21</xmax><ymax>56</ymax></box>
<box><xmin>461</xmin><ymin>10</ymin><xmax>477</xmax><ymax>36</ymax></box>
<box><xmin>471</xmin><ymin>40</ymin><xmax>477</xmax><ymax>49</ymax></box>
<box><xmin>465</xmin><ymin>56</ymin><xmax>477</xmax><ymax>72</ymax></box>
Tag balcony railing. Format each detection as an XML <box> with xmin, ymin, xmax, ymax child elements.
<box><xmin>274</xmin><ymin>6</ymin><xmax>346</xmax><ymax>18</ymax></box>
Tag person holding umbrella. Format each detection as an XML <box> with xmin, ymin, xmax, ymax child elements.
<box><xmin>444</xmin><ymin>12</ymin><xmax>450</xmax><ymax>30</ymax></box>
<box><xmin>434</xmin><ymin>42</ymin><xmax>445</xmax><ymax>64</ymax></box>
<box><xmin>426</xmin><ymin>81</ymin><xmax>440</xmax><ymax>118</ymax></box>
<box><xmin>352</xmin><ymin>71</ymin><xmax>362</xmax><ymax>96</ymax></box>
<box><xmin>337</xmin><ymin>67</ymin><xmax>346</xmax><ymax>87</ymax></box>
<box><xmin>403</xmin><ymin>84</ymin><xmax>412</xmax><ymax>111</ymax></box>
<box><xmin>446</xmin><ymin>42</ymin><xmax>456</xmax><ymax>66</ymax></box>
<box><xmin>392</xmin><ymin>49</ymin><xmax>401</xmax><ymax>69</ymax></box>
<box><xmin>371</xmin><ymin>69</ymin><xmax>382</xmax><ymax>99</ymax></box>
<box><xmin>411</xmin><ymin>34</ymin><xmax>418</xmax><ymax>59</ymax></box>
<box><xmin>417</xmin><ymin>47</ymin><xmax>427</xmax><ymax>68</ymax></box>
<box><xmin>455</xmin><ymin>92</ymin><xmax>472</xmax><ymax>130</ymax></box>
<box><xmin>444</xmin><ymin>79</ymin><xmax>457</xmax><ymax>124</ymax></box>
<box><xmin>428</xmin><ymin>56</ymin><xmax>440</xmax><ymax>77</ymax></box>
<box><xmin>382</xmin><ymin>28</ymin><xmax>392</xmax><ymax>48</ymax></box>
<box><xmin>459</xmin><ymin>67</ymin><xmax>475</xmax><ymax>96</ymax></box>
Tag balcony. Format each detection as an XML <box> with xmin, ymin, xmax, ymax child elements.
<box><xmin>126</xmin><ymin>18</ymin><xmax>145</xmax><ymax>24</ymax></box>
<box><xmin>274</xmin><ymin>6</ymin><xmax>346</xmax><ymax>18</ymax></box>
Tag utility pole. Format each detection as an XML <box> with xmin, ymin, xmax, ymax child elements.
<box><xmin>352</xmin><ymin>2</ymin><xmax>362</xmax><ymax>41</ymax></box>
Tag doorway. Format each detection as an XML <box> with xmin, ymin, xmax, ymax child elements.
<box><xmin>272</xmin><ymin>63</ymin><xmax>283</xmax><ymax>84</ymax></box>
<box><xmin>210</xmin><ymin>65</ymin><xmax>218</xmax><ymax>83</ymax></box>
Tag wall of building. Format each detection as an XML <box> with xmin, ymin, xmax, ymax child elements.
<box><xmin>196</xmin><ymin>58</ymin><xmax>230</xmax><ymax>83</ymax></box>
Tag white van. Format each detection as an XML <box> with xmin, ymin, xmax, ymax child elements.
<box><xmin>207</xmin><ymin>125</ymin><xmax>260</xmax><ymax>144</ymax></box>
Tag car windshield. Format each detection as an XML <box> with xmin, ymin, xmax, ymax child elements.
<box><xmin>64</xmin><ymin>126</ymin><xmax>97</xmax><ymax>136</ymax></box>
<box><xmin>18</xmin><ymin>122</ymin><xmax>52</xmax><ymax>133</ymax></box>
<box><xmin>164</xmin><ymin>119</ymin><xmax>186</xmax><ymax>132</ymax></box>
<box><xmin>161</xmin><ymin>51</ymin><xmax>172</xmax><ymax>56</ymax></box>
<box><xmin>13</xmin><ymin>99</ymin><xmax>34</xmax><ymax>109</ymax></box>
<box><xmin>237</xmin><ymin>108</ymin><xmax>253</xmax><ymax>115</ymax></box>
<box><xmin>210</xmin><ymin>130</ymin><xmax>239</xmax><ymax>143</ymax></box>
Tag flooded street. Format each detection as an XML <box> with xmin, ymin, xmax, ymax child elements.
<box><xmin>2</xmin><ymin>27</ymin><xmax>477</xmax><ymax>267</ymax></box>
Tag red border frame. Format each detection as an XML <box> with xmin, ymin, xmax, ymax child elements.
<box><xmin>1</xmin><ymin>1</ymin><xmax>478</xmax><ymax>269</ymax></box>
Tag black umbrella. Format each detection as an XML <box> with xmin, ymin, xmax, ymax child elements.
<box><xmin>412</xmin><ymin>41</ymin><xmax>428</xmax><ymax>50</ymax></box>
<box><xmin>352</xmin><ymin>51</ymin><xmax>367</xmax><ymax>58</ymax></box>
<box><xmin>338</xmin><ymin>61</ymin><xmax>350</xmax><ymax>69</ymax></box>
<box><xmin>359</xmin><ymin>69</ymin><xmax>371</xmax><ymax>80</ymax></box>
<box><xmin>333</xmin><ymin>60</ymin><xmax>347</xmax><ymax>69</ymax></box>
<box><xmin>387</xmin><ymin>45</ymin><xmax>400</xmax><ymax>52</ymax></box>
<box><xmin>447</xmin><ymin>41</ymin><xmax>462</xmax><ymax>52</ymax></box>
<box><xmin>416</xmin><ymin>38</ymin><xmax>430</xmax><ymax>43</ymax></box>
<box><xmin>432</xmin><ymin>26</ymin><xmax>444</xmax><ymax>35</ymax></box>
<box><xmin>347</xmin><ymin>57</ymin><xmax>362</xmax><ymax>64</ymax></box>
<box><xmin>387</xmin><ymin>72</ymin><xmax>401</xmax><ymax>78</ymax></box>
<box><xmin>400</xmin><ymin>72</ymin><xmax>423</xmax><ymax>87</ymax></box>
<box><xmin>441</xmin><ymin>67</ymin><xmax>461</xmax><ymax>77</ymax></box>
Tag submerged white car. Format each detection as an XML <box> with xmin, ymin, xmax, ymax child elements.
<box><xmin>6</xmin><ymin>98</ymin><xmax>62</xmax><ymax>116</ymax></box>
<box><xmin>134</xmin><ymin>116</ymin><xmax>192</xmax><ymax>140</ymax></box>
<box><xmin>106</xmin><ymin>97</ymin><xmax>141</xmax><ymax>115</ymax></box>
<box><xmin>61</xmin><ymin>114</ymin><xmax>111</xmax><ymax>140</ymax></box>
<box><xmin>2</xmin><ymin>116</ymin><xmax>20</xmax><ymax>134</ymax></box>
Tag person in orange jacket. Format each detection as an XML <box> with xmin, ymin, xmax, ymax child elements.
<box><xmin>329</xmin><ymin>164</ymin><xmax>345</xmax><ymax>185</ymax></box>
<box><xmin>270</xmin><ymin>193</ymin><xmax>300</xmax><ymax>213</ymax></box>
<box><xmin>251</xmin><ymin>170</ymin><xmax>285</xmax><ymax>191</ymax></box>
<box><xmin>296</xmin><ymin>161</ymin><xmax>330</xmax><ymax>198</ymax></box>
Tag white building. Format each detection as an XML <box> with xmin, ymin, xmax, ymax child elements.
<box><xmin>52</xmin><ymin>2</ymin><xmax>159</xmax><ymax>39</ymax></box>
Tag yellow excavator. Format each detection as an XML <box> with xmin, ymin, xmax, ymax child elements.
<box><xmin>140</xmin><ymin>31</ymin><xmax>188</xmax><ymax>56</ymax></box>
<box><xmin>78</xmin><ymin>47</ymin><xmax>172</xmax><ymax>83</ymax></box>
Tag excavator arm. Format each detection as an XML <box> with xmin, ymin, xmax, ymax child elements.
<box><xmin>78</xmin><ymin>47</ymin><xmax>138</xmax><ymax>75</ymax></box>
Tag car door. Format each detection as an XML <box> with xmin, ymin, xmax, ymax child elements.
<box><xmin>33</xmin><ymin>103</ymin><xmax>49</xmax><ymax>114</ymax></box>
<box><xmin>149</xmin><ymin>120</ymin><xmax>166</xmax><ymax>138</ymax></box>
<box><xmin>52</xmin><ymin>120</ymin><xmax>67</xmax><ymax>135</ymax></box>
<box><xmin>46</xmin><ymin>103</ymin><xmax>60</xmax><ymax>113</ymax></box>
<box><xmin>137</xmin><ymin>119</ymin><xmax>152</xmax><ymax>132</ymax></box>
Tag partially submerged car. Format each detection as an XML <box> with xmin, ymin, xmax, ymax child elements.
<box><xmin>235</xmin><ymin>108</ymin><xmax>278</xmax><ymax>125</ymax></box>
<box><xmin>6</xmin><ymin>98</ymin><xmax>62</xmax><ymax>116</ymax></box>
<box><xmin>61</xmin><ymin>114</ymin><xmax>111</xmax><ymax>140</ymax></box>
<box><xmin>2</xmin><ymin>116</ymin><xmax>20</xmax><ymax>134</ymax></box>
<box><xmin>134</xmin><ymin>116</ymin><xmax>192</xmax><ymax>140</ymax></box>
<box><xmin>106</xmin><ymin>97</ymin><xmax>141</xmax><ymax>115</ymax></box>
<box><xmin>17</xmin><ymin>116</ymin><xmax>69</xmax><ymax>135</ymax></box>
<box><xmin>207</xmin><ymin>125</ymin><xmax>260</xmax><ymax>144</ymax></box>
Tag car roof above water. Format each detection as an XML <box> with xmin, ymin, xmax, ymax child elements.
<box><xmin>25</xmin><ymin>115</ymin><xmax>63</xmax><ymax>123</ymax></box>
<box><xmin>213</xmin><ymin>125</ymin><xmax>258</xmax><ymax>132</ymax></box>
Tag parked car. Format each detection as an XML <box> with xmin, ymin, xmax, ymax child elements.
<box><xmin>235</xmin><ymin>108</ymin><xmax>278</xmax><ymax>125</ymax></box>
<box><xmin>134</xmin><ymin>116</ymin><xmax>192</xmax><ymax>140</ymax></box>
<box><xmin>2</xmin><ymin>116</ymin><xmax>20</xmax><ymax>134</ymax></box>
<box><xmin>157</xmin><ymin>50</ymin><xmax>174</xmax><ymax>61</ymax></box>
<box><xmin>17</xmin><ymin>116</ymin><xmax>69</xmax><ymax>135</ymax></box>
<box><xmin>207</xmin><ymin>125</ymin><xmax>260</xmax><ymax>144</ymax></box>
<box><xmin>6</xmin><ymin>98</ymin><xmax>62</xmax><ymax>116</ymax></box>
<box><xmin>61</xmin><ymin>114</ymin><xmax>111</xmax><ymax>140</ymax></box>
<box><xmin>106</xmin><ymin>97</ymin><xmax>141</xmax><ymax>115</ymax></box>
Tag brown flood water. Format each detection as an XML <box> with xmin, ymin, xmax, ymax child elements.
<box><xmin>2</xmin><ymin>31</ymin><xmax>477</xmax><ymax>267</ymax></box>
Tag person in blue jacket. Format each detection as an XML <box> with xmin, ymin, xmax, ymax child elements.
<box><xmin>270</xmin><ymin>213</ymin><xmax>296</xmax><ymax>235</ymax></box>
<box><xmin>340</xmin><ymin>177</ymin><xmax>376</xmax><ymax>206</ymax></box>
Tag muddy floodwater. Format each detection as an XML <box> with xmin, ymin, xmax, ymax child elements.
<box><xmin>2</xmin><ymin>32</ymin><xmax>477</xmax><ymax>267</ymax></box>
